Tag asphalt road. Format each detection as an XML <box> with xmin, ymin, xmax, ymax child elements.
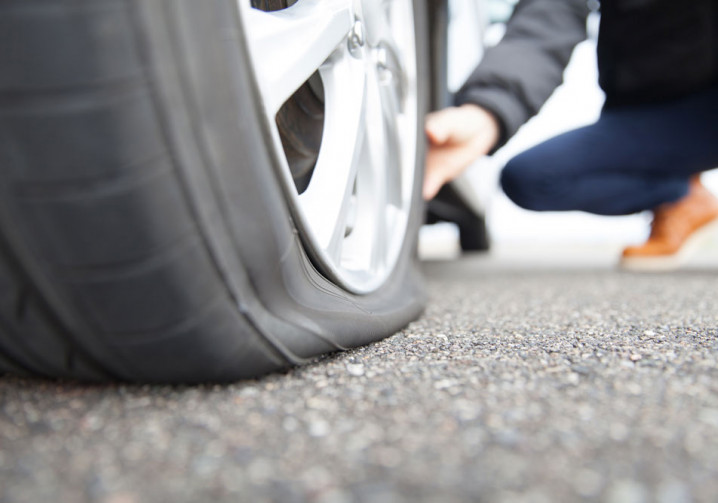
<box><xmin>2</xmin><ymin>247</ymin><xmax>718</xmax><ymax>503</ymax></box>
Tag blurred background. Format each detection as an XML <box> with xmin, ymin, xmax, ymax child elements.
<box><xmin>420</xmin><ymin>0</ymin><xmax>718</xmax><ymax>259</ymax></box>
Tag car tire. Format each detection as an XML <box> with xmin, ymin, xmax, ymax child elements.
<box><xmin>0</xmin><ymin>0</ymin><xmax>427</xmax><ymax>383</ymax></box>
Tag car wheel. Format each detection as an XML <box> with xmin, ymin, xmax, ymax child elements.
<box><xmin>0</xmin><ymin>0</ymin><xmax>428</xmax><ymax>383</ymax></box>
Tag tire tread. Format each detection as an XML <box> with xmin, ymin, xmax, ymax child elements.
<box><xmin>0</xmin><ymin>0</ymin><xmax>289</xmax><ymax>382</ymax></box>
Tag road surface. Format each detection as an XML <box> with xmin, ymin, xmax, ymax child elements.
<box><xmin>2</xmin><ymin>246</ymin><xmax>718</xmax><ymax>503</ymax></box>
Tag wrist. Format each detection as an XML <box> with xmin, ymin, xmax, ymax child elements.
<box><xmin>459</xmin><ymin>103</ymin><xmax>500</xmax><ymax>152</ymax></box>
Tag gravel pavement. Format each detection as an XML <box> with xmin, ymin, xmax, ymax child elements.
<box><xmin>2</xmin><ymin>247</ymin><xmax>718</xmax><ymax>503</ymax></box>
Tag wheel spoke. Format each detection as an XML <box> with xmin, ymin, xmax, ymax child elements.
<box><xmin>376</xmin><ymin>52</ymin><xmax>404</xmax><ymax>207</ymax></box>
<box><xmin>364</xmin><ymin>66</ymin><xmax>388</xmax><ymax>194</ymax></box>
<box><xmin>343</xmin><ymin>61</ymin><xmax>398</xmax><ymax>275</ymax></box>
<box><xmin>363</xmin><ymin>65</ymin><xmax>390</xmax><ymax>273</ymax></box>
<box><xmin>298</xmin><ymin>54</ymin><xmax>366</xmax><ymax>258</ymax></box>
<box><xmin>239</xmin><ymin>0</ymin><xmax>354</xmax><ymax>115</ymax></box>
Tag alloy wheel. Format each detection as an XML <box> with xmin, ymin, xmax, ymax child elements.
<box><xmin>237</xmin><ymin>0</ymin><xmax>419</xmax><ymax>293</ymax></box>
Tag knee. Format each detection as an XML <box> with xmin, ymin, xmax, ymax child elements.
<box><xmin>500</xmin><ymin>155</ymin><xmax>546</xmax><ymax>211</ymax></box>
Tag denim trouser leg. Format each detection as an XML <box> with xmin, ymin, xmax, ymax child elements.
<box><xmin>500</xmin><ymin>86</ymin><xmax>718</xmax><ymax>216</ymax></box>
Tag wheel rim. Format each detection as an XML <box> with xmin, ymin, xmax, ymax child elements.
<box><xmin>236</xmin><ymin>0</ymin><xmax>418</xmax><ymax>294</ymax></box>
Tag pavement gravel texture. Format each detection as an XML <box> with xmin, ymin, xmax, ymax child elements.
<box><xmin>2</xmin><ymin>252</ymin><xmax>718</xmax><ymax>503</ymax></box>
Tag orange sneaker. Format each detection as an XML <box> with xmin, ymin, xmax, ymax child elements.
<box><xmin>621</xmin><ymin>176</ymin><xmax>718</xmax><ymax>271</ymax></box>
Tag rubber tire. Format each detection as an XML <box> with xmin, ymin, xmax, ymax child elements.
<box><xmin>0</xmin><ymin>0</ymin><xmax>428</xmax><ymax>383</ymax></box>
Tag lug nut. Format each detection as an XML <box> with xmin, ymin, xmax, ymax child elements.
<box><xmin>348</xmin><ymin>20</ymin><xmax>365</xmax><ymax>57</ymax></box>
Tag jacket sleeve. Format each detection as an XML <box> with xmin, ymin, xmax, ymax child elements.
<box><xmin>454</xmin><ymin>0</ymin><xmax>590</xmax><ymax>149</ymax></box>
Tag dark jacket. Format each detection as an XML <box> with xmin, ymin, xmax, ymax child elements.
<box><xmin>455</xmin><ymin>0</ymin><xmax>718</xmax><ymax>150</ymax></box>
<box><xmin>598</xmin><ymin>0</ymin><xmax>718</xmax><ymax>108</ymax></box>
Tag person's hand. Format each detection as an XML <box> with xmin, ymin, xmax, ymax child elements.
<box><xmin>423</xmin><ymin>104</ymin><xmax>500</xmax><ymax>200</ymax></box>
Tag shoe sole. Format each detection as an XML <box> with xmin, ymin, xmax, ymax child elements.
<box><xmin>619</xmin><ymin>217</ymin><xmax>718</xmax><ymax>272</ymax></box>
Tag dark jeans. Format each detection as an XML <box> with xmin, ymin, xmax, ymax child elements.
<box><xmin>500</xmin><ymin>86</ymin><xmax>718</xmax><ymax>216</ymax></box>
